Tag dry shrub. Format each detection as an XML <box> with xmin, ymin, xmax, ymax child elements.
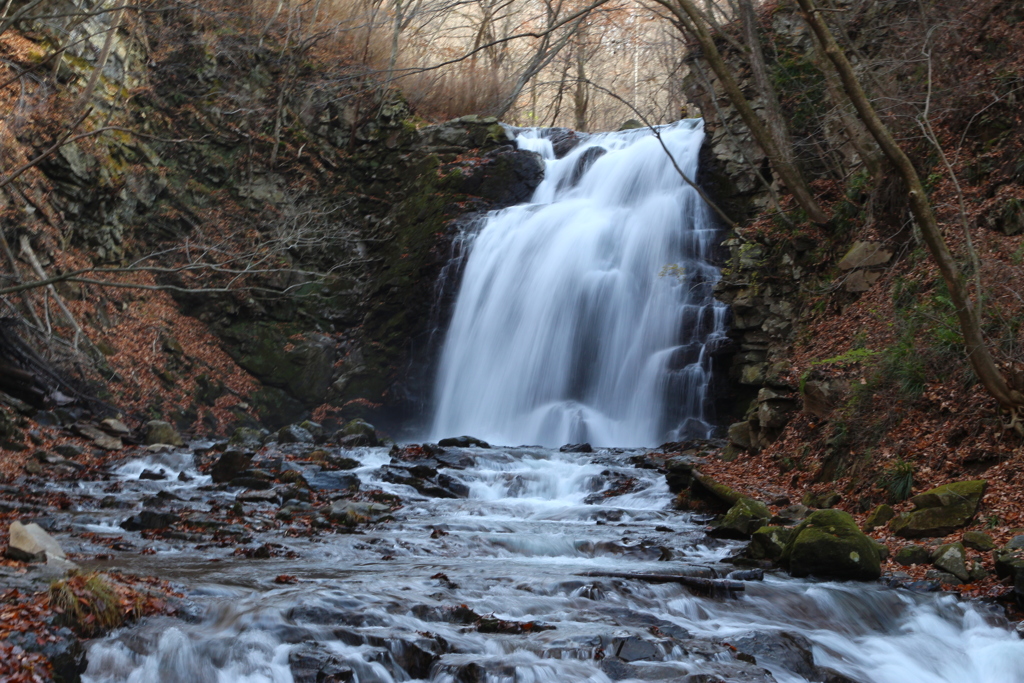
<box><xmin>246</xmin><ymin>0</ymin><xmax>514</xmax><ymax>121</ymax></box>
<box><xmin>48</xmin><ymin>572</ymin><xmax>143</xmax><ymax>637</ymax></box>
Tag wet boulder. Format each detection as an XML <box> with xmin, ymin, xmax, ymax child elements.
<box><xmin>437</xmin><ymin>435</ymin><xmax>490</xmax><ymax>449</ymax></box>
<box><xmin>229</xmin><ymin>426</ymin><xmax>267</xmax><ymax>449</ymax></box>
<box><xmin>279</xmin><ymin>424</ymin><xmax>315</xmax><ymax>444</ymax></box>
<box><xmin>121</xmin><ymin>510</ymin><xmax>180</xmax><ymax>531</ymax></box>
<box><xmin>338</xmin><ymin>434</ymin><xmax>374</xmax><ymax>448</ymax></box>
<box><xmin>328</xmin><ymin>501</ymin><xmax>391</xmax><ymax>524</ymax></box>
<box><xmin>781</xmin><ymin>509</ymin><xmax>881</xmax><ymax>581</ymax></box>
<box><xmin>211</xmin><ymin>449</ymin><xmax>254</xmax><ymax>483</ymax></box>
<box><xmin>380</xmin><ymin>466</ymin><xmax>468</xmax><ymax>498</ymax></box>
<box><xmin>715</xmin><ymin>498</ymin><xmax>771</xmax><ymax>538</ymax></box>
<box><xmin>730</xmin><ymin>631</ymin><xmax>817</xmax><ymax>679</ymax></box>
<box><xmin>305</xmin><ymin>470</ymin><xmax>361</xmax><ymax>492</ymax></box>
<box><xmin>664</xmin><ymin>457</ymin><xmax>695</xmax><ymax>493</ymax></box>
<box><xmin>299</xmin><ymin>421</ymin><xmax>325</xmax><ymax>442</ymax></box>
<box><xmin>335</xmin><ymin>419</ymin><xmax>379</xmax><ymax>447</ymax></box>
<box><xmin>610</xmin><ymin>635</ymin><xmax>663</xmax><ymax>662</ymax></box>
<box><xmin>456</xmin><ymin>147</ymin><xmax>545</xmax><ymax>205</ymax></box>
<box><xmin>311</xmin><ymin>452</ymin><xmax>359</xmax><ymax>470</ymax></box>
<box><xmin>889</xmin><ymin>480</ymin><xmax>986</xmax><ymax>538</ymax></box>
<box><xmin>434</xmin><ymin>451</ymin><xmax>475</xmax><ymax>469</ymax></box>
<box><xmin>289</xmin><ymin>645</ymin><xmax>355</xmax><ymax>683</ymax></box>
<box><xmin>229</xmin><ymin>473</ymin><xmax>274</xmax><ymax>490</ymax></box>
<box><xmin>545</xmin><ymin>127</ymin><xmax>581</xmax><ymax>157</ymax></box>
<box><xmin>748</xmin><ymin>526</ymin><xmax>794</xmax><ymax>561</ymax></box>
<box><xmin>559</xmin><ymin>443</ymin><xmax>593</xmax><ymax>453</ymax></box>
<box><xmin>145</xmin><ymin>420</ymin><xmax>184</xmax><ymax>447</ymax></box>
<box><xmin>559</xmin><ymin>146</ymin><xmax>607</xmax><ymax>191</ymax></box>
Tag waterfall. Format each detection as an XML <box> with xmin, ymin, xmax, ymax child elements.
<box><xmin>430</xmin><ymin>120</ymin><xmax>727</xmax><ymax>447</ymax></box>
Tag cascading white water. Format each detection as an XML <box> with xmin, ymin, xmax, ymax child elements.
<box><xmin>431</xmin><ymin>120</ymin><xmax>727</xmax><ymax>447</ymax></box>
<box><xmin>82</xmin><ymin>444</ymin><xmax>1024</xmax><ymax>683</ymax></box>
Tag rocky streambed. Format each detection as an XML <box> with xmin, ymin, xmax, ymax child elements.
<box><xmin>4</xmin><ymin>428</ymin><xmax>1024</xmax><ymax>682</ymax></box>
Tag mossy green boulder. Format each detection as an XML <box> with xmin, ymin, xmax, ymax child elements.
<box><xmin>862</xmin><ymin>503</ymin><xmax>894</xmax><ymax>531</ymax></box>
<box><xmin>718</xmin><ymin>498</ymin><xmax>771</xmax><ymax>538</ymax></box>
<box><xmin>749</xmin><ymin>526</ymin><xmax>794</xmax><ymax>561</ymax></box>
<box><xmin>781</xmin><ymin>509</ymin><xmax>881</xmax><ymax>581</ymax></box>
<box><xmin>144</xmin><ymin>420</ymin><xmax>184</xmax><ymax>447</ymax></box>
<box><xmin>993</xmin><ymin>549</ymin><xmax>1024</xmax><ymax>603</ymax></box>
<box><xmin>690</xmin><ymin>470</ymin><xmax>744</xmax><ymax>509</ymax></box>
<box><xmin>336</xmin><ymin>419</ymin><xmax>379</xmax><ymax>447</ymax></box>
<box><xmin>802</xmin><ymin>491</ymin><xmax>841</xmax><ymax>509</ymax></box>
<box><xmin>962</xmin><ymin>530</ymin><xmax>995</xmax><ymax>552</ymax></box>
<box><xmin>894</xmin><ymin>544</ymin><xmax>930</xmax><ymax>566</ymax></box>
<box><xmin>889</xmin><ymin>480</ymin><xmax>986</xmax><ymax>539</ymax></box>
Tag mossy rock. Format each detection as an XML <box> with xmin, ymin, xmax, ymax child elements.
<box><xmin>962</xmin><ymin>530</ymin><xmax>995</xmax><ymax>552</ymax></box>
<box><xmin>221</xmin><ymin>324</ymin><xmax>335</xmax><ymax>407</ymax></box>
<box><xmin>862</xmin><ymin>503</ymin><xmax>894</xmax><ymax>531</ymax></box>
<box><xmin>278</xmin><ymin>470</ymin><xmax>308</xmax><ymax>488</ymax></box>
<box><xmin>781</xmin><ymin>509</ymin><xmax>881</xmax><ymax>581</ymax></box>
<box><xmin>337</xmin><ymin>419</ymin><xmax>379</xmax><ymax>447</ymax></box>
<box><xmin>718</xmin><ymin>498</ymin><xmax>772</xmax><ymax>538</ymax></box>
<box><xmin>749</xmin><ymin>526</ymin><xmax>794</xmax><ymax>561</ymax></box>
<box><xmin>690</xmin><ymin>470</ymin><xmax>744</xmax><ymax>510</ymax></box>
<box><xmin>145</xmin><ymin>420</ymin><xmax>184</xmax><ymax>447</ymax></box>
<box><xmin>802</xmin><ymin>491</ymin><xmax>841</xmax><ymax>509</ymax></box>
<box><xmin>894</xmin><ymin>544</ymin><xmax>930</xmax><ymax>566</ymax></box>
<box><xmin>994</xmin><ymin>548</ymin><xmax>1024</xmax><ymax>605</ymax></box>
<box><xmin>665</xmin><ymin>458</ymin><xmax>695</xmax><ymax>493</ymax></box>
<box><xmin>249</xmin><ymin>386</ymin><xmax>307</xmax><ymax>431</ymax></box>
<box><xmin>228</xmin><ymin>427</ymin><xmax>266</xmax><ymax>450</ymax></box>
<box><xmin>931</xmin><ymin>542</ymin><xmax>970</xmax><ymax>583</ymax></box>
<box><xmin>889</xmin><ymin>480</ymin><xmax>986</xmax><ymax>538</ymax></box>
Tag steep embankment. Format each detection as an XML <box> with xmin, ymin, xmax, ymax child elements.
<box><xmin>689</xmin><ymin>0</ymin><xmax>1024</xmax><ymax>600</ymax></box>
<box><xmin>0</xmin><ymin>1</ymin><xmax>544</xmax><ymax>455</ymax></box>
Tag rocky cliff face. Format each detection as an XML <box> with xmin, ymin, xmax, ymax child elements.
<box><xmin>690</xmin><ymin>0</ymin><xmax>1024</xmax><ymax>472</ymax></box>
<box><xmin>684</xmin><ymin>1</ymin><xmax>895</xmax><ymax>454</ymax></box>
<box><xmin>1</xmin><ymin>3</ymin><xmax>543</xmax><ymax>436</ymax></box>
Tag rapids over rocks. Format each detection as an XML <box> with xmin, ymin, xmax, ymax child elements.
<box><xmin>67</xmin><ymin>123</ymin><xmax>1024</xmax><ymax>682</ymax></box>
<box><xmin>431</xmin><ymin>121</ymin><xmax>727</xmax><ymax>448</ymax></box>
<box><xmin>67</xmin><ymin>444</ymin><xmax>1024</xmax><ymax>683</ymax></box>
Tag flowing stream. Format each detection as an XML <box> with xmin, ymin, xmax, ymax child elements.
<box><xmin>431</xmin><ymin>121</ymin><xmax>727</xmax><ymax>447</ymax></box>
<box><xmin>68</xmin><ymin>122</ymin><xmax>1024</xmax><ymax>681</ymax></box>
<box><xmin>72</xmin><ymin>445</ymin><xmax>1024</xmax><ymax>683</ymax></box>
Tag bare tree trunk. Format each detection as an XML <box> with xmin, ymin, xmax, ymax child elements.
<box><xmin>795</xmin><ymin>0</ymin><xmax>1024</xmax><ymax>411</ymax></box>
<box><xmin>805</xmin><ymin>26</ymin><xmax>883</xmax><ymax>179</ymax></box>
<box><xmin>72</xmin><ymin>6</ymin><xmax>125</xmax><ymax>115</ymax></box>
<box><xmin>654</xmin><ymin>0</ymin><xmax>830</xmax><ymax>224</ymax></box>
<box><xmin>573</xmin><ymin>34</ymin><xmax>588</xmax><ymax>131</ymax></box>
<box><xmin>737</xmin><ymin>0</ymin><xmax>795</xmax><ymax>174</ymax></box>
